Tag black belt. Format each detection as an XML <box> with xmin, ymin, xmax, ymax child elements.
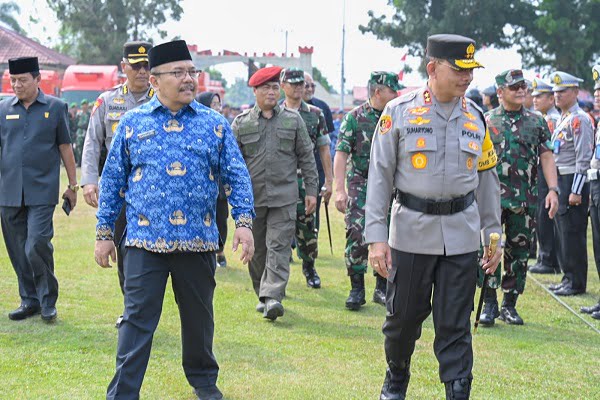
<box><xmin>394</xmin><ymin>190</ymin><xmax>476</xmax><ymax>215</ymax></box>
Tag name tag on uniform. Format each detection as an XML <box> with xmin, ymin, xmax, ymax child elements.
<box><xmin>6</xmin><ymin>114</ymin><xmax>19</xmax><ymax>120</ymax></box>
<box><xmin>137</xmin><ymin>130</ymin><xmax>156</xmax><ymax>140</ymax></box>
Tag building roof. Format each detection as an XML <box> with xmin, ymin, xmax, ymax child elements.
<box><xmin>0</xmin><ymin>26</ymin><xmax>76</xmax><ymax>69</ymax></box>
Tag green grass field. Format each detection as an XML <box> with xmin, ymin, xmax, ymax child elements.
<box><xmin>0</xmin><ymin>172</ymin><xmax>599</xmax><ymax>399</ymax></box>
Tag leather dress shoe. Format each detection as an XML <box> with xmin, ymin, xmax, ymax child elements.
<box><xmin>379</xmin><ymin>360</ymin><xmax>411</xmax><ymax>400</ymax></box>
<box><xmin>445</xmin><ymin>378</ymin><xmax>472</xmax><ymax>400</ymax></box>
<box><xmin>8</xmin><ymin>304</ymin><xmax>40</xmax><ymax>321</ymax></box>
<box><xmin>548</xmin><ymin>282</ymin><xmax>564</xmax><ymax>291</ymax></box>
<box><xmin>529</xmin><ymin>263</ymin><xmax>560</xmax><ymax>274</ymax></box>
<box><xmin>591</xmin><ymin>311</ymin><xmax>600</xmax><ymax>320</ymax></box>
<box><xmin>41</xmin><ymin>306</ymin><xmax>57</xmax><ymax>322</ymax></box>
<box><xmin>255</xmin><ymin>302</ymin><xmax>265</xmax><ymax>313</ymax></box>
<box><xmin>263</xmin><ymin>298</ymin><xmax>284</xmax><ymax>321</ymax></box>
<box><xmin>195</xmin><ymin>385</ymin><xmax>223</xmax><ymax>400</ymax></box>
<box><xmin>554</xmin><ymin>286</ymin><xmax>585</xmax><ymax>296</ymax></box>
<box><xmin>580</xmin><ymin>302</ymin><xmax>600</xmax><ymax>314</ymax></box>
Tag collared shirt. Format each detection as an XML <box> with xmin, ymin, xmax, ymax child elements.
<box><xmin>365</xmin><ymin>86</ymin><xmax>501</xmax><ymax>255</ymax></box>
<box><xmin>81</xmin><ymin>83</ymin><xmax>154</xmax><ymax>186</ymax></box>
<box><xmin>0</xmin><ymin>90</ymin><xmax>70</xmax><ymax>206</ymax></box>
<box><xmin>486</xmin><ymin>105</ymin><xmax>551</xmax><ymax>209</ymax></box>
<box><xmin>96</xmin><ymin>96</ymin><xmax>254</xmax><ymax>253</ymax></box>
<box><xmin>336</xmin><ymin>100</ymin><xmax>381</xmax><ymax>185</ymax></box>
<box><xmin>231</xmin><ymin>104</ymin><xmax>318</xmax><ymax>208</ymax></box>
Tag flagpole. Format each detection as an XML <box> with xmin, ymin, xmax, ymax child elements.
<box><xmin>340</xmin><ymin>0</ymin><xmax>346</xmax><ymax>111</ymax></box>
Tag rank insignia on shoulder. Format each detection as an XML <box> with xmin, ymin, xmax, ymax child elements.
<box><xmin>463</xmin><ymin>122</ymin><xmax>479</xmax><ymax>131</ymax></box>
<box><xmin>113</xmin><ymin>98</ymin><xmax>125</xmax><ymax>105</ymax></box>
<box><xmin>409</xmin><ymin>116</ymin><xmax>431</xmax><ymax>125</ymax></box>
<box><xmin>408</xmin><ymin>107</ymin><xmax>430</xmax><ymax>116</ymax></box>
<box><xmin>379</xmin><ymin>115</ymin><xmax>393</xmax><ymax>134</ymax></box>
<box><xmin>423</xmin><ymin>90</ymin><xmax>432</xmax><ymax>105</ymax></box>
<box><xmin>463</xmin><ymin>112</ymin><xmax>477</xmax><ymax>121</ymax></box>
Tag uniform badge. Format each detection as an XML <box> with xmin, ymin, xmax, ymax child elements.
<box><xmin>91</xmin><ymin>98</ymin><xmax>103</xmax><ymax>116</ymax></box>
<box><xmin>423</xmin><ymin>90</ymin><xmax>432</xmax><ymax>105</ymax></box>
<box><xmin>111</xmin><ymin>122</ymin><xmax>119</xmax><ymax>133</ymax></box>
<box><xmin>170</xmin><ymin>210</ymin><xmax>187</xmax><ymax>226</ymax></box>
<box><xmin>463</xmin><ymin>122</ymin><xmax>479</xmax><ymax>131</ymax></box>
<box><xmin>214</xmin><ymin>124</ymin><xmax>224</xmax><ymax>138</ymax></box>
<box><xmin>166</xmin><ymin>161</ymin><xmax>186</xmax><ymax>176</ymax></box>
<box><xmin>44</xmin><ymin>112</ymin><xmax>49</xmax><ymax>119</ymax></box>
<box><xmin>571</xmin><ymin>117</ymin><xmax>580</xmax><ymax>130</ymax></box>
<box><xmin>594</xmin><ymin>70</ymin><xmax>599</xmax><ymax>82</ymax></box>
<box><xmin>461</xmin><ymin>97</ymin><xmax>467</xmax><ymax>110</ymax></box>
<box><xmin>163</xmin><ymin>119</ymin><xmax>184</xmax><ymax>133</ymax></box>
<box><xmin>6</xmin><ymin>114</ymin><xmax>19</xmax><ymax>120</ymax></box>
<box><xmin>466</xmin><ymin>157</ymin><xmax>474</xmax><ymax>170</ymax></box>
<box><xmin>468</xmin><ymin>141</ymin><xmax>480</xmax><ymax>151</ymax></box>
<box><xmin>463</xmin><ymin>112</ymin><xmax>477</xmax><ymax>121</ymax></box>
<box><xmin>113</xmin><ymin>98</ymin><xmax>125</xmax><ymax>105</ymax></box>
<box><xmin>379</xmin><ymin>115</ymin><xmax>393</xmax><ymax>134</ymax></box>
<box><xmin>411</xmin><ymin>153</ymin><xmax>427</xmax><ymax>169</ymax></box>
<box><xmin>416</xmin><ymin>137</ymin><xmax>426</xmax><ymax>148</ymax></box>
<box><xmin>553</xmin><ymin>74</ymin><xmax>562</xmax><ymax>85</ymax></box>
<box><xmin>409</xmin><ymin>116</ymin><xmax>431</xmax><ymax>125</ymax></box>
<box><xmin>408</xmin><ymin>107</ymin><xmax>430</xmax><ymax>116</ymax></box>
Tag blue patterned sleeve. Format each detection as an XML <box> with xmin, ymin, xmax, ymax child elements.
<box><xmin>218</xmin><ymin>117</ymin><xmax>255</xmax><ymax>229</ymax></box>
<box><xmin>95</xmin><ymin>114</ymin><xmax>131</xmax><ymax>240</ymax></box>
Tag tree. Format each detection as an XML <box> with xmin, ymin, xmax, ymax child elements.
<box><xmin>205</xmin><ymin>67</ymin><xmax>228</xmax><ymax>89</ymax></box>
<box><xmin>0</xmin><ymin>2</ymin><xmax>24</xmax><ymax>33</ymax></box>
<box><xmin>312</xmin><ymin>67</ymin><xmax>336</xmax><ymax>94</ymax></box>
<box><xmin>46</xmin><ymin>0</ymin><xmax>183</xmax><ymax>64</ymax></box>
<box><xmin>225</xmin><ymin>77</ymin><xmax>255</xmax><ymax>107</ymax></box>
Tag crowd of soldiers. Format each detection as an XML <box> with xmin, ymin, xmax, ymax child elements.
<box><xmin>0</xmin><ymin>33</ymin><xmax>599</xmax><ymax>400</ymax></box>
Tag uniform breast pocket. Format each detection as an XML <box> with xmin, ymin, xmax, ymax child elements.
<box><xmin>515</xmin><ymin>131</ymin><xmax>538</xmax><ymax>158</ymax></box>
<box><xmin>458</xmin><ymin>136</ymin><xmax>482</xmax><ymax>174</ymax></box>
<box><xmin>239</xmin><ymin>132</ymin><xmax>261</xmax><ymax>157</ymax></box>
<box><xmin>403</xmin><ymin>135</ymin><xmax>437</xmax><ymax>173</ymax></box>
<box><xmin>277</xmin><ymin>129</ymin><xmax>296</xmax><ymax>154</ymax></box>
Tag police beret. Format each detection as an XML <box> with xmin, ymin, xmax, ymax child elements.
<box><xmin>149</xmin><ymin>40</ymin><xmax>192</xmax><ymax>70</ymax></box>
<box><xmin>369</xmin><ymin>71</ymin><xmax>403</xmax><ymax>91</ymax></box>
<box><xmin>8</xmin><ymin>57</ymin><xmax>39</xmax><ymax>74</ymax></box>
<box><xmin>592</xmin><ymin>65</ymin><xmax>600</xmax><ymax>90</ymax></box>
<box><xmin>280</xmin><ymin>67</ymin><xmax>304</xmax><ymax>83</ymax></box>
<box><xmin>249</xmin><ymin>66</ymin><xmax>283</xmax><ymax>87</ymax></box>
<box><xmin>495</xmin><ymin>69</ymin><xmax>524</xmax><ymax>87</ymax></box>
<box><xmin>551</xmin><ymin>71</ymin><xmax>583</xmax><ymax>92</ymax></box>
<box><xmin>426</xmin><ymin>34</ymin><xmax>483</xmax><ymax>69</ymax></box>
<box><xmin>124</xmin><ymin>41</ymin><xmax>152</xmax><ymax>64</ymax></box>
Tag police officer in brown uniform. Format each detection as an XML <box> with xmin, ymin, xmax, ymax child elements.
<box><xmin>232</xmin><ymin>67</ymin><xmax>318</xmax><ymax>321</ymax></box>
<box><xmin>365</xmin><ymin>35</ymin><xmax>502</xmax><ymax>400</ymax></box>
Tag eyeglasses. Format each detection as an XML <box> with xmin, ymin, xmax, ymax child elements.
<box><xmin>127</xmin><ymin>62</ymin><xmax>149</xmax><ymax>71</ymax></box>
<box><xmin>153</xmin><ymin>69</ymin><xmax>200</xmax><ymax>80</ymax></box>
<box><xmin>305</xmin><ymin>83</ymin><xmax>316</xmax><ymax>89</ymax></box>
<box><xmin>507</xmin><ymin>82</ymin><xmax>527</xmax><ymax>91</ymax></box>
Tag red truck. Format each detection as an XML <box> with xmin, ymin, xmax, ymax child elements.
<box><xmin>60</xmin><ymin>65</ymin><xmax>121</xmax><ymax>105</ymax></box>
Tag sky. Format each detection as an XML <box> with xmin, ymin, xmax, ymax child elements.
<box><xmin>16</xmin><ymin>0</ymin><xmax>524</xmax><ymax>91</ymax></box>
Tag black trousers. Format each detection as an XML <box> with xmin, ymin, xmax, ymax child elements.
<box><xmin>216</xmin><ymin>196</ymin><xmax>229</xmax><ymax>253</ymax></box>
<box><xmin>383</xmin><ymin>249</ymin><xmax>477</xmax><ymax>383</ymax></box>
<box><xmin>554</xmin><ymin>173</ymin><xmax>589</xmax><ymax>291</ymax></box>
<box><xmin>535</xmin><ymin>164</ymin><xmax>559</xmax><ymax>269</ymax></box>
<box><xmin>106</xmin><ymin>247</ymin><xmax>219</xmax><ymax>400</ymax></box>
<box><xmin>589</xmin><ymin>180</ymin><xmax>600</xmax><ymax>283</ymax></box>
<box><xmin>1</xmin><ymin>204</ymin><xmax>58</xmax><ymax>308</ymax></box>
<box><xmin>114</xmin><ymin>205</ymin><xmax>127</xmax><ymax>294</ymax></box>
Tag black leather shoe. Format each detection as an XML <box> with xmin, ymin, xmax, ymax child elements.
<box><xmin>580</xmin><ymin>302</ymin><xmax>600</xmax><ymax>314</ymax></box>
<box><xmin>554</xmin><ymin>286</ymin><xmax>585</xmax><ymax>296</ymax></box>
<box><xmin>548</xmin><ymin>282</ymin><xmax>564</xmax><ymax>291</ymax></box>
<box><xmin>373</xmin><ymin>275</ymin><xmax>387</xmax><ymax>306</ymax></box>
<box><xmin>379</xmin><ymin>360</ymin><xmax>410</xmax><ymax>400</ymax></box>
<box><xmin>529</xmin><ymin>264</ymin><xmax>561</xmax><ymax>274</ymax></box>
<box><xmin>346</xmin><ymin>274</ymin><xmax>366</xmax><ymax>310</ymax></box>
<box><xmin>8</xmin><ymin>304</ymin><xmax>40</xmax><ymax>321</ymax></box>
<box><xmin>479</xmin><ymin>289</ymin><xmax>499</xmax><ymax>327</ymax></box>
<box><xmin>302</xmin><ymin>260</ymin><xmax>321</xmax><ymax>288</ymax></box>
<box><xmin>195</xmin><ymin>385</ymin><xmax>223</xmax><ymax>400</ymax></box>
<box><xmin>445</xmin><ymin>378</ymin><xmax>472</xmax><ymax>400</ymax></box>
<box><xmin>263</xmin><ymin>298</ymin><xmax>284</xmax><ymax>321</ymax></box>
<box><xmin>591</xmin><ymin>311</ymin><xmax>600</xmax><ymax>320</ymax></box>
<box><xmin>255</xmin><ymin>302</ymin><xmax>265</xmax><ymax>313</ymax></box>
<box><xmin>41</xmin><ymin>307</ymin><xmax>57</xmax><ymax>322</ymax></box>
<box><xmin>499</xmin><ymin>306</ymin><xmax>524</xmax><ymax>325</ymax></box>
<box><xmin>216</xmin><ymin>253</ymin><xmax>227</xmax><ymax>268</ymax></box>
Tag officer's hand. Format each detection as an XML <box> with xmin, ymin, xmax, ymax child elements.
<box><xmin>232</xmin><ymin>227</ymin><xmax>254</xmax><ymax>265</ymax></box>
<box><xmin>321</xmin><ymin>181</ymin><xmax>333</xmax><ymax>204</ymax></box>
<box><xmin>369</xmin><ymin>242</ymin><xmax>392</xmax><ymax>278</ymax></box>
<box><xmin>545</xmin><ymin>190</ymin><xmax>559</xmax><ymax>219</ymax></box>
<box><xmin>62</xmin><ymin>188</ymin><xmax>77</xmax><ymax>210</ymax></box>
<box><xmin>568</xmin><ymin>193</ymin><xmax>582</xmax><ymax>207</ymax></box>
<box><xmin>84</xmin><ymin>184</ymin><xmax>100</xmax><ymax>208</ymax></box>
<box><xmin>305</xmin><ymin>195</ymin><xmax>317</xmax><ymax>215</ymax></box>
<box><xmin>94</xmin><ymin>240</ymin><xmax>116</xmax><ymax>268</ymax></box>
<box><xmin>482</xmin><ymin>245</ymin><xmax>502</xmax><ymax>275</ymax></box>
<box><xmin>335</xmin><ymin>190</ymin><xmax>348</xmax><ymax>214</ymax></box>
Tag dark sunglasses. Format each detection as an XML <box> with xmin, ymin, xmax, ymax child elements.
<box><xmin>507</xmin><ymin>82</ymin><xmax>527</xmax><ymax>91</ymax></box>
<box><xmin>128</xmin><ymin>62</ymin><xmax>149</xmax><ymax>71</ymax></box>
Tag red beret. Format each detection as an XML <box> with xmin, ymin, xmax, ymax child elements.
<box><xmin>248</xmin><ymin>66</ymin><xmax>283</xmax><ymax>88</ymax></box>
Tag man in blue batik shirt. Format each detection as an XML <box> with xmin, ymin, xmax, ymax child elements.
<box><xmin>94</xmin><ymin>40</ymin><xmax>255</xmax><ymax>400</ymax></box>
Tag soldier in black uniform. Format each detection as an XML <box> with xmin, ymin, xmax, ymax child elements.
<box><xmin>0</xmin><ymin>57</ymin><xmax>78</xmax><ymax>322</ymax></box>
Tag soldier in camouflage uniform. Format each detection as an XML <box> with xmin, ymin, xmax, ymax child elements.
<box><xmin>74</xmin><ymin>99</ymin><xmax>90</xmax><ymax>166</ymax></box>
<box><xmin>530</xmin><ymin>78</ymin><xmax>562</xmax><ymax>275</ymax></box>
<box><xmin>280</xmin><ymin>68</ymin><xmax>333</xmax><ymax>289</ymax></box>
<box><xmin>479</xmin><ymin>69</ymin><xmax>558</xmax><ymax>327</ymax></box>
<box><xmin>334</xmin><ymin>71</ymin><xmax>401</xmax><ymax>310</ymax></box>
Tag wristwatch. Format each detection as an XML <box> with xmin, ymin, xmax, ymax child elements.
<box><xmin>68</xmin><ymin>184</ymin><xmax>80</xmax><ymax>192</ymax></box>
<box><xmin>548</xmin><ymin>186</ymin><xmax>560</xmax><ymax>195</ymax></box>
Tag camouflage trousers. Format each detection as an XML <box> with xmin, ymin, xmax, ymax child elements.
<box><xmin>75</xmin><ymin>131</ymin><xmax>86</xmax><ymax>166</ymax></box>
<box><xmin>478</xmin><ymin>207</ymin><xmax>535</xmax><ymax>294</ymax></box>
<box><xmin>296</xmin><ymin>174</ymin><xmax>318</xmax><ymax>262</ymax></box>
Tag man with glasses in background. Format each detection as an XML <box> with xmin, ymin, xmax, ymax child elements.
<box><xmin>81</xmin><ymin>41</ymin><xmax>154</xmax><ymax>327</ymax></box>
<box><xmin>478</xmin><ymin>70</ymin><xmax>558</xmax><ymax>328</ymax></box>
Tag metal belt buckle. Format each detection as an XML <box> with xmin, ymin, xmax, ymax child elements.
<box><xmin>435</xmin><ymin>202</ymin><xmax>452</xmax><ymax>215</ymax></box>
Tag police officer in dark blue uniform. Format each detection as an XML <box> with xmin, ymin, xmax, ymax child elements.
<box><xmin>0</xmin><ymin>57</ymin><xmax>78</xmax><ymax>322</ymax></box>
